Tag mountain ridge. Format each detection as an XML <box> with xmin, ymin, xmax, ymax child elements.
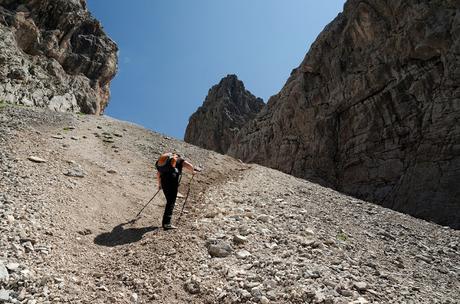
<box><xmin>0</xmin><ymin>0</ymin><xmax>118</xmax><ymax>114</ymax></box>
<box><xmin>185</xmin><ymin>74</ymin><xmax>264</xmax><ymax>154</ymax></box>
<box><xmin>187</xmin><ymin>0</ymin><xmax>460</xmax><ymax>229</ymax></box>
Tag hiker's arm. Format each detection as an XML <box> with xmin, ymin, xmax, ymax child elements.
<box><xmin>182</xmin><ymin>160</ymin><xmax>195</xmax><ymax>173</ymax></box>
<box><xmin>156</xmin><ymin>171</ymin><xmax>162</xmax><ymax>189</ymax></box>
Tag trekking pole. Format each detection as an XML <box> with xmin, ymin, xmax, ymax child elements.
<box><xmin>130</xmin><ymin>189</ymin><xmax>161</xmax><ymax>222</ymax></box>
<box><xmin>177</xmin><ymin>174</ymin><xmax>195</xmax><ymax>223</ymax></box>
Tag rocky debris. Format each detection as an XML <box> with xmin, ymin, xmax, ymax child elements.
<box><xmin>77</xmin><ymin>228</ymin><xmax>92</xmax><ymax>236</ymax></box>
<box><xmin>0</xmin><ymin>0</ymin><xmax>118</xmax><ymax>114</ymax></box>
<box><xmin>130</xmin><ymin>292</ymin><xmax>138</xmax><ymax>302</ymax></box>
<box><xmin>0</xmin><ymin>289</ymin><xmax>10</xmax><ymax>302</ymax></box>
<box><xmin>185</xmin><ymin>74</ymin><xmax>264</xmax><ymax>154</ymax></box>
<box><xmin>233</xmin><ymin>234</ymin><xmax>248</xmax><ymax>245</ymax></box>
<box><xmin>353</xmin><ymin>281</ymin><xmax>368</xmax><ymax>292</ymax></box>
<box><xmin>206</xmin><ymin>239</ymin><xmax>233</xmax><ymax>258</ymax></box>
<box><xmin>235</xmin><ymin>249</ymin><xmax>251</xmax><ymax>259</ymax></box>
<box><xmin>0</xmin><ymin>263</ymin><xmax>8</xmax><ymax>281</ymax></box>
<box><xmin>5</xmin><ymin>263</ymin><xmax>19</xmax><ymax>272</ymax></box>
<box><xmin>184</xmin><ymin>276</ymin><xmax>201</xmax><ymax>295</ymax></box>
<box><xmin>64</xmin><ymin>168</ymin><xmax>85</xmax><ymax>178</ymax></box>
<box><xmin>1</xmin><ymin>106</ymin><xmax>459</xmax><ymax>303</ymax></box>
<box><xmin>223</xmin><ymin>0</ymin><xmax>460</xmax><ymax>229</ymax></box>
<box><xmin>27</xmin><ymin>155</ymin><xmax>46</xmax><ymax>163</ymax></box>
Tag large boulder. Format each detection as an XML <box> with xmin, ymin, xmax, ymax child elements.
<box><xmin>185</xmin><ymin>74</ymin><xmax>264</xmax><ymax>154</ymax></box>
<box><xmin>226</xmin><ymin>0</ymin><xmax>459</xmax><ymax>228</ymax></box>
<box><xmin>0</xmin><ymin>0</ymin><xmax>118</xmax><ymax>114</ymax></box>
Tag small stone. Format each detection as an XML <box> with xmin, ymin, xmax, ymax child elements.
<box><xmin>240</xmin><ymin>289</ymin><xmax>251</xmax><ymax>299</ymax></box>
<box><xmin>107</xmin><ymin>169</ymin><xmax>117</xmax><ymax>174</ymax></box>
<box><xmin>71</xmin><ymin>136</ymin><xmax>79</xmax><ymax>140</ymax></box>
<box><xmin>233</xmin><ymin>234</ymin><xmax>248</xmax><ymax>245</ymax></box>
<box><xmin>239</xmin><ymin>226</ymin><xmax>251</xmax><ymax>236</ymax></box>
<box><xmin>266</xmin><ymin>291</ymin><xmax>277</xmax><ymax>300</ymax></box>
<box><xmin>5</xmin><ymin>263</ymin><xmax>20</xmax><ymax>272</ymax></box>
<box><xmin>206</xmin><ymin>239</ymin><xmax>232</xmax><ymax>258</ymax></box>
<box><xmin>22</xmin><ymin>241</ymin><xmax>34</xmax><ymax>252</ymax></box>
<box><xmin>340</xmin><ymin>289</ymin><xmax>353</xmax><ymax>297</ymax></box>
<box><xmin>415</xmin><ymin>255</ymin><xmax>432</xmax><ymax>263</ymax></box>
<box><xmin>130</xmin><ymin>292</ymin><xmax>138</xmax><ymax>302</ymax></box>
<box><xmin>314</xmin><ymin>291</ymin><xmax>325</xmax><ymax>302</ymax></box>
<box><xmin>265</xmin><ymin>242</ymin><xmax>278</xmax><ymax>249</ymax></box>
<box><xmin>64</xmin><ymin>168</ymin><xmax>85</xmax><ymax>178</ymax></box>
<box><xmin>0</xmin><ymin>289</ymin><xmax>10</xmax><ymax>302</ymax></box>
<box><xmin>51</xmin><ymin>135</ymin><xmax>64</xmax><ymax>139</ymax></box>
<box><xmin>304</xmin><ymin>269</ymin><xmax>321</xmax><ymax>279</ymax></box>
<box><xmin>354</xmin><ymin>281</ymin><xmax>368</xmax><ymax>292</ymax></box>
<box><xmin>184</xmin><ymin>280</ymin><xmax>200</xmax><ymax>294</ymax></box>
<box><xmin>0</xmin><ymin>263</ymin><xmax>9</xmax><ymax>280</ymax></box>
<box><xmin>17</xmin><ymin>288</ymin><xmax>26</xmax><ymax>301</ymax></box>
<box><xmin>77</xmin><ymin>229</ymin><xmax>92</xmax><ymax>236</ymax></box>
<box><xmin>28</xmin><ymin>156</ymin><xmax>46</xmax><ymax>163</ymax></box>
<box><xmin>349</xmin><ymin>297</ymin><xmax>369</xmax><ymax>304</ymax></box>
<box><xmin>6</xmin><ymin>215</ymin><xmax>14</xmax><ymax>224</ymax></box>
<box><xmin>257</xmin><ymin>214</ymin><xmax>270</xmax><ymax>222</ymax></box>
<box><xmin>251</xmin><ymin>286</ymin><xmax>263</xmax><ymax>298</ymax></box>
<box><xmin>113</xmin><ymin>133</ymin><xmax>123</xmax><ymax>137</ymax></box>
<box><xmin>260</xmin><ymin>296</ymin><xmax>270</xmax><ymax>304</ymax></box>
<box><xmin>236</xmin><ymin>250</ymin><xmax>251</xmax><ymax>259</ymax></box>
<box><xmin>305</xmin><ymin>228</ymin><xmax>315</xmax><ymax>236</ymax></box>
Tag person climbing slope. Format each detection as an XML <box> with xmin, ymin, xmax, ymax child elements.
<box><xmin>155</xmin><ymin>152</ymin><xmax>200</xmax><ymax>230</ymax></box>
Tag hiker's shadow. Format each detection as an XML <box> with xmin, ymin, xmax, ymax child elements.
<box><xmin>94</xmin><ymin>221</ymin><xmax>159</xmax><ymax>247</ymax></box>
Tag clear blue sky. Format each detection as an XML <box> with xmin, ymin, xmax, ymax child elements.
<box><xmin>86</xmin><ymin>0</ymin><xmax>345</xmax><ymax>139</ymax></box>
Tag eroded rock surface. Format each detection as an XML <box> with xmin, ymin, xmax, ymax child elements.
<box><xmin>185</xmin><ymin>74</ymin><xmax>264</xmax><ymax>154</ymax></box>
<box><xmin>227</xmin><ymin>0</ymin><xmax>460</xmax><ymax>228</ymax></box>
<box><xmin>0</xmin><ymin>0</ymin><xmax>118</xmax><ymax>114</ymax></box>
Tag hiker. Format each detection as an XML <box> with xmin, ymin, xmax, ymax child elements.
<box><xmin>155</xmin><ymin>152</ymin><xmax>199</xmax><ymax>230</ymax></box>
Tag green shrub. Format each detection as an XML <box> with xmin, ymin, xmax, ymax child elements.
<box><xmin>336</xmin><ymin>231</ymin><xmax>348</xmax><ymax>242</ymax></box>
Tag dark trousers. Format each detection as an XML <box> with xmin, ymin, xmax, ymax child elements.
<box><xmin>161</xmin><ymin>175</ymin><xmax>179</xmax><ymax>226</ymax></box>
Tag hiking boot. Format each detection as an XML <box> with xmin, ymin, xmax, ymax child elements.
<box><xmin>163</xmin><ymin>224</ymin><xmax>177</xmax><ymax>230</ymax></box>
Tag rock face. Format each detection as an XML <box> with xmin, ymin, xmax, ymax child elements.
<box><xmin>0</xmin><ymin>0</ymin><xmax>118</xmax><ymax>114</ymax></box>
<box><xmin>185</xmin><ymin>75</ymin><xmax>264</xmax><ymax>154</ymax></box>
<box><xmin>227</xmin><ymin>0</ymin><xmax>460</xmax><ymax>228</ymax></box>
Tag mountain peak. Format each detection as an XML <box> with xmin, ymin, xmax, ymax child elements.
<box><xmin>185</xmin><ymin>75</ymin><xmax>264</xmax><ymax>154</ymax></box>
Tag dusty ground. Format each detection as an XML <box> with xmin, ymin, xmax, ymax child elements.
<box><xmin>0</xmin><ymin>105</ymin><xmax>459</xmax><ymax>304</ymax></box>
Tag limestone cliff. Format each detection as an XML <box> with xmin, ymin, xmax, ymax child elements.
<box><xmin>0</xmin><ymin>0</ymin><xmax>118</xmax><ymax>114</ymax></box>
<box><xmin>225</xmin><ymin>0</ymin><xmax>460</xmax><ymax>228</ymax></box>
<box><xmin>185</xmin><ymin>75</ymin><xmax>264</xmax><ymax>154</ymax></box>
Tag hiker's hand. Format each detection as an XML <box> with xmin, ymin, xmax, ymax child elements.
<box><xmin>194</xmin><ymin>166</ymin><xmax>202</xmax><ymax>173</ymax></box>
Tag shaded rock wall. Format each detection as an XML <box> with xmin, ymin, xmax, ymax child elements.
<box><xmin>0</xmin><ymin>0</ymin><xmax>118</xmax><ymax>114</ymax></box>
<box><xmin>228</xmin><ymin>0</ymin><xmax>460</xmax><ymax>228</ymax></box>
<box><xmin>185</xmin><ymin>75</ymin><xmax>264</xmax><ymax>154</ymax></box>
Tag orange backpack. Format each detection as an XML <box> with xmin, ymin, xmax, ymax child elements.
<box><xmin>155</xmin><ymin>153</ymin><xmax>179</xmax><ymax>175</ymax></box>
